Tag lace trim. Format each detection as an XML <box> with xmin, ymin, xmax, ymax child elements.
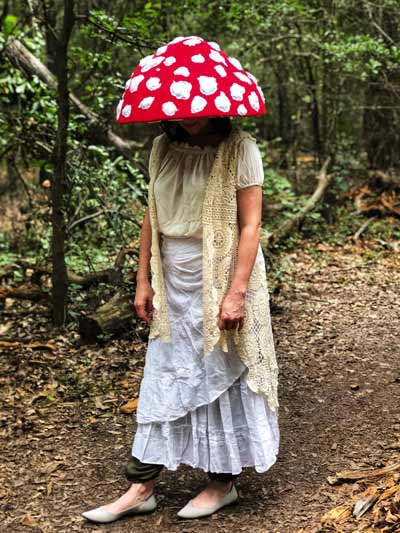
<box><xmin>169</xmin><ymin>140</ymin><xmax>218</xmax><ymax>153</ymax></box>
<box><xmin>147</xmin><ymin>127</ymin><xmax>279</xmax><ymax>412</ymax></box>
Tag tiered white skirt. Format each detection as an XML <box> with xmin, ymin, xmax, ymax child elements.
<box><xmin>131</xmin><ymin>235</ymin><xmax>279</xmax><ymax>475</ymax></box>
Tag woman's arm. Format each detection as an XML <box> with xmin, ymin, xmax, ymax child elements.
<box><xmin>218</xmin><ymin>185</ymin><xmax>262</xmax><ymax>331</ymax></box>
<box><xmin>136</xmin><ymin>207</ymin><xmax>152</xmax><ymax>285</ymax></box>
<box><xmin>134</xmin><ymin>207</ymin><xmax>154</xmax><ymax>324</ymax></box>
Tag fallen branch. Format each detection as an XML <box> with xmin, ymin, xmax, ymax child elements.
<box><xmin>327</xmin><ymin>461</ymin><xmax>400</xmax><ymax>485</ymax></box>
<box><xmin>371</xmin><ymin>169</ymin><xmax>400</xmax><ymax>188</ymax></box>
<box><xmin>262</xmin><ymin>157</ymin><xmax>332</xmax><ymax>247</ymax></box>
<box><xmin>353</xmin><ymin>215</ymin><xmax>377</xmax><ymax>240</ymax></box>
<box><xmin>3</xmin><ymin>37</ymin><xmax>150</xmax><ymax>174</ymax></box>
<box><xmin>78</xmin><ymin>290</ymin><xmax>136</xmax><ymax>342</ymax></box>
<box><xmin>0</xmin><ymin>283</ymin><xmax>50</xmax><ymax>302</ymax></box>
<box><xmin>0</xmin><ymin>245</ymin><xmax>138</xmax><ymax>296</ymax></box>
<box><xmin>374</xmin><ymin>238</ymin><xmax>400</xmax><ymax>253</ymax></box>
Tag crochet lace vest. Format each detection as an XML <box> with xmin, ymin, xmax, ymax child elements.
<box><xmin>147</xmin><ymin>126</ymin><xmax>279</xmax><ymax>412</ymax></box>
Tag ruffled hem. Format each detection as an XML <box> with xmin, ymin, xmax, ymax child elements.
<box><xmin>132</xmin><ymin>368</ymin><xmax>280</xmax><ymax>475</ymax></box>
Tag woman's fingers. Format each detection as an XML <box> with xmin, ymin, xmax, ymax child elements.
<box><xmin>135</xmin><ymin>302</ymin><xmax>147</xmax><ymax>321</ymax></box>
<box><xmin>218</xmin><ymin>315</ymin><xmax>243</xmax><ymax>331</ymax></box>
<box><xmin>135</xmin><ymin>298</ymin><xmax>153</xmax><ymax>324</ymax></box>
<box><xmin>225</xmin><ymin>319</ymin><xmax>237</xmax><ymax>330</ymax></box>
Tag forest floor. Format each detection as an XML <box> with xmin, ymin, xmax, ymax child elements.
<box><xmin>1</xmin><ymin>237</ymin><xmax>399</xmax><ymax>533</ymax></box>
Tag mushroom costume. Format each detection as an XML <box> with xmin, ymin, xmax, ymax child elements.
<box><xmin>117</xmin><ymin>37</ymin><xmax>279</xmax><ymax>478</ymax></box>
<box><xmin>116</xmin><ymin>35</ymin><xmax>266</xmax><ymax>123</ymax></box>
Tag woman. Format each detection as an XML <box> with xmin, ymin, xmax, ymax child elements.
<box><xmin>82</xmin><ymin>116</ymin><xmax>279</xmax><ymax>522</ymax></box>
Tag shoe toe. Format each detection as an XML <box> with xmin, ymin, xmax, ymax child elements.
<box><xmin>81</xmin><ymin>507</ymin><xmax>115</xmax><ymax>523</ymax></box>
<box><xmin>81</xmin><ymin>493</ymin><xmax>157</xmax><ymax>523</ymax></box>
<box><xmin>177</xmin><ymin>485</ymin><xmax>239</xmax><ymax>519</ymax></box>
<box><xmin>177</xmin><ymin>500</ymin><xmax>203</xmax><ymax>519</ymax></box>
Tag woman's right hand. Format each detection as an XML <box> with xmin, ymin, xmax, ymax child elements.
<box><xmin>134</xmin><ymin>280</ymin><xmax>154</xmax><ymax>325</ymax></box>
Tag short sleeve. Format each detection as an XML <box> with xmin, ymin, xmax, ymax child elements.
<box><xmin>235</xmin><ymin>137</ymin><xmax>264</xmax><ymax>190</ymax></box>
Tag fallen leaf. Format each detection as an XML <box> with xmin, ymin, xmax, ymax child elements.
<box><xmin>321</xmin><ymin>505</ymin><xmax>352</xmax><ymax>525</ymax></box>
<box><xmin>120</xmin><ymin>398</ymin><xmax>138</xmax><ymax>414</ymax></box>
<box><xmin>21</xmin><ymin>514</ymin><xmax>38</xmax><ymax>527</ymax></box>
<box><xmin>95</xmin><ymin>397</ymin><xmax>108</xmax><ymax>410</ymax></box>
<box><xmin>26</xmin><ymin>340</ymin><xmax>58</xmax><ymax>351</ymax></box>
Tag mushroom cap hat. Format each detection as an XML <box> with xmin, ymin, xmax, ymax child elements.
<box><xmin>116</xmin><ymin>36</ymin><xmax>266</xmax><ymax>123</ymax></box>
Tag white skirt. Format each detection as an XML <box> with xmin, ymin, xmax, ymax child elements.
<box><xmin>131</xmin><ymin>235</ymin><xmax>280</xmax><ymax>475</ymax></box>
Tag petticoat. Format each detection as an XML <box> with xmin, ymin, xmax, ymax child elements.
<box><xmin>131</xmin><ymin>234</ymin><xmax>280</xmax><ymax>475</ymax></box>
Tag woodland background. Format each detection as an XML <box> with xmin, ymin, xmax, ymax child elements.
<box><xmin>0</xmin><ymin>1</ymin><xmax>399</xmax><ymax>532</ymax></box>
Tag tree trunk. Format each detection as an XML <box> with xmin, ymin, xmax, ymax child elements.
<box><xmin>49</xmin><ymin>0</ymin><xmax>75</xmax><ymax>326</ymax></box>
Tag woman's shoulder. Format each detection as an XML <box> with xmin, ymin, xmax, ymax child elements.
<box><xmin>226</xmin><ymin>128</ymin><xmax>259</xmax><ymax>161</ymax></box>
<box><xmin>229</xmin><ymin>126</ymin><xmax>258</xmax><ymax>149</ymax></box>
<box><xmin>151</xmin><ymin>132</ymin><xmax>168</xmax><ymax>149</ymax></box>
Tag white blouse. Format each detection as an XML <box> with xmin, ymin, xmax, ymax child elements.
<box><xmin>153</xmin><ymin>136</ymin><xmax>264</xmax><ymax>239</ymax></box>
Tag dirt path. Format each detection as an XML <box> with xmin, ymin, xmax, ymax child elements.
<box><xmin>1</xmin><ymin>241</ymin><xmax>399</xmax><ymax>532</ymax></box>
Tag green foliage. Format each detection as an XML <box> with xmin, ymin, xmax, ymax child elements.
<box><xmin>2</xmin><ymin>15</ymin><xmax>18</xmax><ymax>37</ymax></box>
<box><xmin>1</xmin><ymin>0</ymin><xmax>399</xmax><ymax>312</ymax></box>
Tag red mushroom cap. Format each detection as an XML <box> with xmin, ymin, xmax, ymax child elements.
<box><xmin>116</xmin><ymin>36</ymin><xmax>266</xmax><ymax>123</ymax></box>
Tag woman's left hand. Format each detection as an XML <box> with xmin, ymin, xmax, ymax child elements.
<box><xmin>218</xmin><ymin>289</ymin><xmax>246</xmax><ymax>331</ymax></box>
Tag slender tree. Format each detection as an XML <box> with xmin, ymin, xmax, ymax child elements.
<box><xmin>46</xmin><ymin>0</ymin><xmax>75</xmax><ymax>326</ymax></box>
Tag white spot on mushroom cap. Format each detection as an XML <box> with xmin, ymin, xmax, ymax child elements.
<box><xmin>247</xmin><ymin>72</ymin><xmax>258</xmax><ymax>84</ymax></box>
<box><xmin>162</xmin><ymin>101</ymin><xmax>178</xmax><ymax>115</ymax></box>
<box><xmin>230</xmin><ymin>83</ymin><xmax>246</xmax><ymax>101</ymax></box>
<box><xmin>237</xmin><ymin>104</ymin><xmax>247</xmax><ymax>116</ymax></box>
<box><xmin>174</xmin><ymin>66</ymin><xmax>190</xmax><ymax>77</ymax></box>
<box><xmin>198</xmin><ymin>75</ymin><xmax>218</xmax><ymax>95</ymax></box>
<box><xmin>248</xmin><ymin>91</ymin><xmax>260</xmax><ymax>111</ymax></box>
<box><xmin>116</xmin><ymin>99</ymin><xmax>123</xmax><ymax>119</ymax></box>
<box><xmin>208</xmin><ymin>41</ymin><xmax>220</xmax><ymax>50</ymax></box>
<box><xmin>139</xmin><ymin>96</ymin><xmax>155</xmax><ymax>110</ymax></box>
<box><xmin>191</xmin><ymin>95</ymin><xmax>207</xmax><ymax>113</ymax></box>
<box><xmin>234</xmin><ymin>71</ymin><xmax>252</xmax><ymax>85</ymax></box>
<box><xmin>214</xmin><ymin>65</ymin><xmax>227</xmax><ymax>77</ymax></box>
<box><xmin>141</xmin><ymin>56</ymin><xmax>165</xmax><ymax>72</ymax></box>
<box><xmin>164</xmin><ymin>56</ymin><xmax>176</xmax><ymax>66</ymax></box>
<box><xmin>228</xmin><ymin>57</ymin><xmax>243</xmax><ymax>70</ymax></box>
<box><xmin>209</xmin><ymin>50</ymin><xmax>227</xmax><ymax>65</ymax></box>
<box><xmin>122</xmin><ymin>104</ymin><xmax>132</xmax><ymax>118</ymax></box>
<box><xmin>139</xmin><ymin>54</ymin><xmax>154</xmax><ymax>67</ymax></box>
<box><xmin>156</xmin><ymin>45</ymin><xmax>168</xmax><ymax>55</ymax></box>
<box><xmin>191</xmin><ymin>54</ymin><xmax>205</xmax><ymax>63</ymax></box>
<box><xmin>256</xmin><ymin>84</ymin><xmax>265</xmax><ymax>102</ymax></box>
<box><xmin>129</xmin><ymin>75</ymin><xmax>145</xmax><ymax>93</ymax></box>
<box><xmin>171</xmin><ymin>36</ymin><xmax>186</xmax><ymax>44</ymax></box>
<box><xmin>170</xmin><ymin>80</ymin><xmax>192</xmax><ymax>100</ymax></box>
<box><xmin>183</xmin><ymin>37</ymin><xmax>202</xmax><ymax>46</ymax></box>
<box><xmin>125</xmin><ymin>79</ymin><xmax>131</xmax><ymax>90</ymax></box>
<box><xmin>215</xmin><ymin>91</ymin><xmax>231</xmax><ymax>112</ymax></box>
<box><xmin>146</xmin><ymin>77</ymin><xmax>162</xmax><ymax>91</ymax></box>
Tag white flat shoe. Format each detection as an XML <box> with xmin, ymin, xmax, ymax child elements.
<box><xmin>81</xmin><ymin>492</ymin><xmax>157</xmax><ymax>523</ymax></box>
<box><xmin>177</xmin><ymin>482</ymin><xmax>238</xmax><ymax>519</ymax></box>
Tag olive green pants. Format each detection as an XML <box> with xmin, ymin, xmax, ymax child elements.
<box><xmin>125</xmin><ymin>455</ymin><xmax>240</xmax><ymax>483</ymax></box>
